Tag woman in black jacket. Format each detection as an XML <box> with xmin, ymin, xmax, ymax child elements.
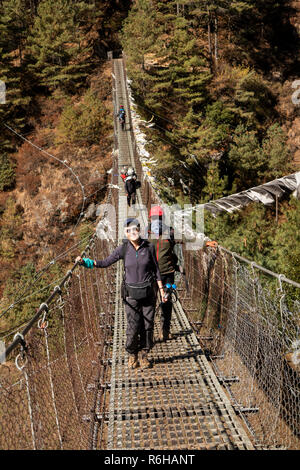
<box><xmin>76</xmin><ymin>218</ymin><xmax>167</xmax><ymax>369</ymax></box>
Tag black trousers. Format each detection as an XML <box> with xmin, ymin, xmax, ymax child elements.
<box><xmin>127</xmin><ymin>191</ymin><xmax>136</xmax><ymax>206</ymax></box>
<box><xmin>160</xmin><ymin>272</ymin><xmax>175</xmax><ymax>335</ymax></box>
<box><xmin>124</xmin><ymin>291</ymin><xmax>156</xmax><ymax>354</ymax></box>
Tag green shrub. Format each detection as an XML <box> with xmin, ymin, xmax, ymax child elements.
<box><xmin>234</xmin><ymin>70</ymin><xmax>275</xmax><ymax>125</ymax></box>
<box><xmin>2</xmin><ymin>260</ymin><xmax>63</xmax><ymax>332</ymax></box>
<box><xmin>0</xmin><ymin>197</ymin><xmax>22</xmax><ymax>259</ymax></box>
<box><xmin>57</xmin><ymin>89</ymin><xmax>109</xmax><ymax>146</ymax></box>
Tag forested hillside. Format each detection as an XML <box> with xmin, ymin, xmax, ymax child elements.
<box><xmin>121</xmin><ymin>0</ymin><xmax>300</xmax><ymax>280</ymax></box>
<box><xmin>0</xmin><ymin>0</ymin><xmax>131</xmax><ymax>332</ymax></box>
<box><xmin>0</xmin><ymin>0</ymin><xmax>299</xmax><ymax>334</ymax></box>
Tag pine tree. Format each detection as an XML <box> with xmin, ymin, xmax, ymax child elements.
<box><xmin>147</xmin><ymin>8</ymin><xmax>211</xmax><ymax>173</ymax></box>
<box><xmin>0</xmin><ymin>0</ymin><xmax>31</xmax><ymax>145</ymax></box>
<box><xmin>168</xmin><ymin>15</ymin><xmax>210</xmax><ymax>108</ymax></box>
<box><xmin>28</xmin><ymin>0</ymin><xmax>92</xmax><ymax>92</ymax></box>
<box><xmin>121</xmin><ymin>0</ymin><xmax>293</xmax><ymax>207</ymax></box>
<box><xmin>0</xmin><ymin>51</ymin><xmax>29</xmax><ymax>132</ymax></box>
<box><xmin>123</xmin><ymin>1</ymin><xmax>174</xmax><ymax>111</ymax></box>
<box><xmin>2</xmin><ymin>261</ymin><xmax>63</xmax><ymax>330</ymax></box>
<box><xmin>271</xmin><ymin>198</ymin><xmax>300</xmax><ymax>283</ymax></box>
<box><xmin>0</xmin><ymin>0</ymin><xmax>31</xmax><ymax>64</ymax></box>
<box><xmin>202</xmin><ymin>160</ymin><xmax>228</xmax><ymax>201</ymax></box>
<box><xmin>228</xmin><ymin>124</ymin><xmax>268</xmax><ymax>189</ymax></box>
<box><xmin>121</xmin><ymin>0</ymin><xmax>158</xmax><ymax>71</ymax></box>
<box><xmin>262</xmin><ymin>124</ymin><xmax>292</xmax><ymax>180</ymax></box>
<box><xmin>234</xmin><ymin>70</ymin><xmax>275</xmax><ymax>126</ymax></box>
<box><xmin>57</xmin><ymin>88</ymin><xmax>109</xmax><ymax>146</ymax></box>
<box><xmin>121</xmin><ymin>0</ymin><xmax>158</xmax><ymax>102</ymax></box>
<box><xmin>0</xmin><ymin>153</ymin><xmax>15</xmax><ymax>191</ymax></box>
<box><xmin>187</xmin><ymin>101</ymin><xmax>235</xmax><ymax>161</ymax></box>
<box><xmin>0</xmin><ymin>197</ymin><xmax>22</xmax><ymax>259</ymax></box>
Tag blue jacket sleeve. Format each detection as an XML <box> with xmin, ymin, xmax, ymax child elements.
<box><xmin>95</xmin><ymin>245</ymin><xmax>123</xmax><ymax>268</ymax></box>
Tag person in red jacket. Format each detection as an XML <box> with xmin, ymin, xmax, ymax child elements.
<box><xmin>120</xmin><ymin>166</ymin><xmax>127</xmax><ymax>182</ymax></box>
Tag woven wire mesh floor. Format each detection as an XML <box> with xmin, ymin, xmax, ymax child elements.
<box><xmin>104</xmin><ymin>276</ymin><xmax>254</xmax><ymax>450</ymax></box>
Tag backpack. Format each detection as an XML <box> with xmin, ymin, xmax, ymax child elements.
<box><xmin>125</xmin><ymin>178</ymin><xmax>136</xmax><ymax>194</ymax></box>
<box><xmin>120</xmin><ymin>240</ymin><xmax>155</xmax><ymax>301</ymax></box>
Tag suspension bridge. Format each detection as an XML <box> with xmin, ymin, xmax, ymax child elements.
<box><xmin>0</xmin><ymin>56</ymin><xmax>299</xmax><ymax>451</ymax></box>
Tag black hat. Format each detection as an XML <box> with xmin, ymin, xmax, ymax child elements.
<box><xmin>123</xmin><ymin>217</ymin><xmax>140</xmax><ymax>228</ymax></box>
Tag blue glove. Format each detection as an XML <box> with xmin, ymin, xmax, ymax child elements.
<box><xmin>82</xmin><ymin>258</ymin><xmax>95</xmax><ymax>269</ymax></box>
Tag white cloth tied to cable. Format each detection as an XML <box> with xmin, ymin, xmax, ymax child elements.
<box><xmin>204</xmin><ymin>172</ymin><xmax>300</xmax><ymax>215</ymax></box>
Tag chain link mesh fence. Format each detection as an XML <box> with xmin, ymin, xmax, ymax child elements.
<box><xmin>127</xmin><ymin>79</ymin><xmax>300</xmax><ymax>448</ymax></box>
<box><xmin>0</xmin><ymin>153</ymin><xmax>119</xmax><ymax>449</ymax></box>
<box><xmin>180</xmin><ymin>247</ymin><xmax>300</xmax><ymax>449</ymax></box>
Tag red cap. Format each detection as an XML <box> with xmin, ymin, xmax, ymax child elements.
<box><xmin>149</xmin><ymin>205</ymin><xmax>164</xmax><ymax>218</ymax></box>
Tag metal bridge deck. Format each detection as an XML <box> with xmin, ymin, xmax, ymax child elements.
<box><xmin>105</xmin><ymin>58</ymin><xmax>254</xmax><ymax>450</ymax></box>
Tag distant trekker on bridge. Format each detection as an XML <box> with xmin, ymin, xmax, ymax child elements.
<box><xmin>76</xmin><ymin>218</ymin><xmax>167</xmax><ymax>370</ymax></box>
<box><xmin>124</xmin><ymin>167</ymin><xmax>137</xmax><ymax>207</ymax></box>
<box><xmin>117</xmin><ymin>105</ymin><xmax>126</xmax><ymax>131</ymax></box>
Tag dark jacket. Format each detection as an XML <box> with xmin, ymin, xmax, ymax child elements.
<box><xmin>118</xmin><ymin>109</ymin><xmax>126</xmax><ymax>119</ymax></box>
<box><xmin>144</xmin><ymin>221</ymin><xmax>177</xmax><ymax>275</ymax></box>
<box><xmin>125</xmin><ymin>178</ymin><xmax>136</xmax><ymax>194</ymax></box>
<box><xmin>95</xmin><ymin>239</ymin><xmax>161</xmax><ymax>284</ymax></box>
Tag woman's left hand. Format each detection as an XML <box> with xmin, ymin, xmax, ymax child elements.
<box><xmin>160</xmin><ymin>288</ymin><xmax>167</xmax><ymax>303</ymax></box>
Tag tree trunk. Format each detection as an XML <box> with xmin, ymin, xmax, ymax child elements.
<box><xmin>207</xmin><ymin>8</ymin><xmax>213</xmax><ymax>74</ymax></box>
<box><xmin>30</xmin><ymin>0</ymin><xmax>37</xmax><ymax>16</ymax></box>
<box><xmin>214</xmin><ymin>13</ymin><xmax>218</xmax><ymax>72</ymax></box>
<box><xmin>19</xmin><ymin>43</ymin><xmax>23</xmax><ymax>66</ymax></box>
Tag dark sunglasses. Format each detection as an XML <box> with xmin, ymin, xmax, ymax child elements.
<box><xmin>125</xmin><ymin>226</ymin><xmax>140</xmax><ymax>233</ymax></box>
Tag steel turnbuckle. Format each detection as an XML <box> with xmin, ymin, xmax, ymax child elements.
<box><xmin>38</xmin><ymin>312</ymin><xmax>48</xmax><ymax>330</ymax></box>
<box><xmin>37</xmin><ymin>303</ymin><xmax>49</xmax><ymax>330</ymax></box>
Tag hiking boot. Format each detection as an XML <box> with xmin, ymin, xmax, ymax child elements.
<box><xmin>139</xmin><ymin>350</ymin><xmax>152</xmax><ymax>369</ymax></box>
<box><xmin>128</xmin><ymin>354</ymin><xmax>139</xmax><ymax>369</ymax></box>
<box><xmin>159</xmin><ymin>329</ymin><xmax>170</xmax><ymax>342</ymax></box>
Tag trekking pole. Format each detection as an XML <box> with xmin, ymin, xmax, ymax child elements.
<box><xmin>161</xmin><ymin>284</ymin><xmax>178</xmax><ymax>304</ymax></box>
<box><xmin>179</xmin><ymin>265</ymin><xmax>189</xmax><ymax>292</ymax></box>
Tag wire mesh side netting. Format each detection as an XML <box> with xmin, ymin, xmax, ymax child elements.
<box><xmin>0</xmin><ymin>237</ymin><xmax>117</xmax><ymax>450</ymax></box>
<box><xmin>180</xmin><ymin>246</ymin><xmax>300</xmax><ymax>450</ymax></box>
<box><xmin>0</xmin><ymin>155</ymin><xmax>119</xmax><ymax>450</ymax></box>
<box><xmin>129</xmin><ymin>97</ymin><xmax>300</xmax><ymax>449</ymax></box>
